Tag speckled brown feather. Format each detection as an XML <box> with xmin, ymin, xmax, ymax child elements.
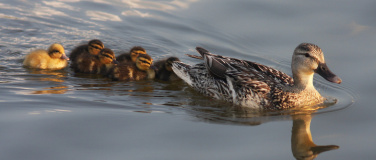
<box><xmin>108</xmin><ymin>63</ymin><xmax>149</xmax><ymax>81</ymax></box>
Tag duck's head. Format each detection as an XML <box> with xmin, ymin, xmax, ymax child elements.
<box><xmin>98</xmin><ymin>48</ymin><xmax>117</xmax><ymax>64</ymax></box>
<box><xmin>164</xmin><ymin>57</ymin><xmax>180</xmax><ymax>71</ymax></box>
<box><xmin>292</xmin><ymin>43</ymin><xmax>341</xmax><ymax>85</ymax></box>
<box><xmin>88</xmin><ymin>39</ymin><xmax>104</xmax><ymax>56</ymax></box>
<box><xmin>130</xmin><ymin>46</ymin><xmax>147</xmax><ymax>62</ymax></box>
<box><xmin>136</xmin><ymin>54</ymin><xmax>153</xmax><ymax>71</ymax></box>
<box><xmin>48</xmin><ymin>43</ymin><xmax>69</xmax><ymax>60</ymax></box>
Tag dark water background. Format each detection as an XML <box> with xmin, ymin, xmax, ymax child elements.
<box><xmin>0</xmin><ymin>0</ymin><xmax>375</xmax><ymax>159</ymax></box>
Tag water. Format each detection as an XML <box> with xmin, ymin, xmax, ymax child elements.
<box><xmin>0</xmin><ymin>0</ymin><xmax>374</xmax><ymax>159</ymax></box>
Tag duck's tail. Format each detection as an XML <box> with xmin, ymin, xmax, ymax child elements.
<box><xmin>172</xmin><ymin>62</ymin><xmax>193</xmax><ymax>86</ymax></box>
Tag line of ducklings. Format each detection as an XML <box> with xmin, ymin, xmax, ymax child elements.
<box><xmin>23</xmin><ymin>39</ymin><xmax>181</xmax><ymax>82</ymax></box>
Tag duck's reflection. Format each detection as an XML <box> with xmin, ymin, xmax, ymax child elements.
<box><xmin>291</xmin><ymin>114</ymin><xmax>339</xmax><ymax>160</ymax></box>
<box><xmin>187</xmin><ymin>101</ymin><xmax>339</xmax><ymax>160</ymax></box>
<box><xmin>26</xmin><ymin>69</ymin><xmax>69</xmax><ymax>94</ymax></box>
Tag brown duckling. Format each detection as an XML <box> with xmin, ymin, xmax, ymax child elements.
<box><xmin>70</xmin><ymin>39</ymin><xmax>104</xmax><ymax>68</ymax></box>
<box><xmin>153</xmin><ymin>57</ymin><xmax>181</xmax><ymax>81</ymax></box>
<box><xmin>23</xmin><ymin>43</ymin><xmax>69</xmax><ymax>70</ymax></box>
<box><xmin>116</xmin><ymin>46</ymin><xmax>147</xmax><ymax>63</ymax></box>
<box><xmin>73</xmin><ymin>48</ymin><xmax>118</xmax><ymax>75</ymax></box>
<box><xmin>108</xmin><ymin>54</ymin><xmax>155</xmax><ymax>81</ymax></box>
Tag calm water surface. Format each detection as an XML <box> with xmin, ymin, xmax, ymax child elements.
<box><xmin>0</xmin><ymin>0</ymin><xmax>375</xmax><ymax>159</ymax></box>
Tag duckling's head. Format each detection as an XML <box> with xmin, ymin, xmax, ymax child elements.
<box><xmin>48</xmin><ymin>43</ymin><xmax>69</xmax><ymax>60</ymax></box>
<box><xmin>164</xmin><ymin>57</ymin><xmax>180</xmax><ymax>71</ymax></box>
<box><xmin>88</xmin><ymin>39</ymin><xmax>104</xmax><ymax>56</ymax></box>
<box><xmin>292</xmin><ymin>43</ymin><xmax>341</xmax><ymax>84</ymax></box>
<box><xmin>98</xmin><ymin>48</ymin><xmax>117</xmax><ymax>64</ymax></box>
<box><xmin>136</xmin><ymin>54</ymin><xmax>153</xmax><ymax>71</ymax></box>
<box><xmin>130</xmin><ymin>46</ymin><xmax>147</xmax><ymax>62</ymax></box>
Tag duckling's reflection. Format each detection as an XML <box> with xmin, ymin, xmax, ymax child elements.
<box><xmin>26</xmin><ymin>69</ymin><xmax>69</xmax><ymax>94</ymax></box>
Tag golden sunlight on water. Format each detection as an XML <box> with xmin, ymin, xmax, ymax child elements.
<box><xmin>26</xmin><ymin>69</ymin><xmax>69</xmax><ymax>94</ymax></box>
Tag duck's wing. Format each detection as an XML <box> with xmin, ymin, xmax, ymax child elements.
<box><xmin>195</xmin><ymin>47</ymin><xmax>293</xmax><ymax>85</ymax></box>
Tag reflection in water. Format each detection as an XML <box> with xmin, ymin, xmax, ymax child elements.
<box><xmin>26</xmin><ymin>69</ymin><xmax>69</xmax><ymax>94</ymax></box>
<box><xmin>188</xmin><ymin>102</ymin><xmax>339</xmax><ymax>159</ymax></box>
<box><xmin>291</xmin><ymin>114</ymin><xmax>339</xmax><ymax>160</ymax></box>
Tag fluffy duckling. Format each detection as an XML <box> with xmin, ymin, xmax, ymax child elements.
<box><xmin>73</xmin><ymin>48</ymin><xmax>118</xmax><ymax>75</ymax></box>
<box><xmin>23</xmin><ymin>43</ymin><xmax>69</xmax><ymax>70</ymax></box>
<box><xmin>70</xmin><ymin>39</ymin><xmax>104</xmax><ymax>69</ymax></box>
<box><xmin>116</xmin><ymin>46</ymin><xmax>147</xmax><ymax>63</ymax></box>
<box><xmin>108</xmin><ymin>54</ymin><xmax>155</xmax><ymax>81</ymax></box>
<box><xmin>153</xmin><ymin>57</ymin><xmax>181</xmax><ymax>81</ymax></box>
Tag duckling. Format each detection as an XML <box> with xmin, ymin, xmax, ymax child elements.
<box><xmin>153</xmin><ymin>57</ymin><xmax>181</xmax><ymax>81</ymax></box>
<box><xmin>23</xmin><ymin>43</ymin><xmax>69</xmax><ymax>70</ymax></box>
<box><xmin>73</xmin><ymin>48</ymin><xmax>118</xmax><ymax>75</ymax></box>
<box><xmin>70</xmin><ymin>39</ymin><xmax>104</xmax><ymax>69</ymax></box>
<box><xmin>108</xmin><ymin>54</ymin><xmax>155</xmax><ymax>81</ymax></box>
<box><xmin>116</xmin><ymin>46</ymin><xmax>147</xmax><ymax>63</ymax></box>
<box><xmin>172</xmin><ymin>43</ymin><xmax>342</xmax><ymax>110</ymax></box>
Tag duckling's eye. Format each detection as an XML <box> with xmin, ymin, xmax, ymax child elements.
<box><xmin>102</xmin><ymin>54</ymin><xmax>113</xmax><ymax>59</ymax></box>
<box><xmin>91</xmin><ymin>45</ymin><xmax>101</xmax><ymax>50</ymax></box>
<box><xmin>51</xmin><ymin>50</ymin><xmax>60</xmax><ymax>54</ymax></box>
<box><xmin>140</xmin><ymin>60</ymin><xmax>151</xmax><ymax>65</ymax></box>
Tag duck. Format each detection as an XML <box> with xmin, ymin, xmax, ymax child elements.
<box><xmin>153</xmin><ymin>57</ymin><xmax>181</xmax><ymax>81</ymax></box>
<box><xmin>73</xmin><ymin>48</ymin><xmax>118</xmax><ymax>75</ymax></box>
<box><xmin>23</xmin><ymin>43</ymin><xmax>69</xmax><ymax>70</ymax></box>
<box><xmin>69</xmin><ymin>39</ymin><xmax>104</xmax><ymax>69</ymax></box>
<box><xmin>172</xmin><ymin>43</ymin><xmax>342</xmax><ymax>110</ymax></box>
<box><xmin>108</xmin><ymin>54</ymin><xmax>155</xmax><ymax>81</ymax></box>
<box><xmin>116</xmin><ymin>46</ymin><xmax>147</xmax><ymax>63</ymax></box>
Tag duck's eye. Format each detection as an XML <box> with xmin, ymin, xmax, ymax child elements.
<box><xmin>140</xmin><ymin>60</ymin><xmax>151</xmax><ymax>65</ymax></box>
<box><xmin>90</xmin><ymin>45</ymin><xmax>101</xmax><ymax>50</ymax></box>
<box><xmin>304</xmin><ymin>53</ymin><xmax>310</xmax><ymax>57</ymax></box>
<box><xmin>51</xmin><ymin>50</ymin><xmax>60</xmax><ymax>54</ymax></box>
<box><xmin>102</xmin><ymin>54</ymin><xmax>113</xmax><ymax>59</ymax></box>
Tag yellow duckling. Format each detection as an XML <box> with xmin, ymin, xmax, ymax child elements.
<box><xmin>108</xmin><ymin>54</ymin><xmax>155</xmax><ymax>81</ymax></box>
<box><xmin>23</xmin><ymin>43</ymin><xmax>69</xmax><ymax>70</ymax></box>
<box><xmin>153</xmin><ymin>57</ymin><xmax>181</xmax><ymax>81</ymax></box>
<box><xmin>73</xmin><ymin>48</ymin><xmax>118</xmax><ymax>75</ymax></box>
<box><xmin>116</xmin><ymin>46</ymin><xmax>147</xmax><ymax>63</ymax></box>
<box><xmin>70</xmin><ymin>39</ymin><xmax>104</xmax><ymax>69</ymax></box>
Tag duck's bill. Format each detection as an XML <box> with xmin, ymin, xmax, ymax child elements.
<box><xmin>61</xmin><ymin>54</ymin><xmax>70</xmax><ymax>60</ymax></box>
<box><xmin>315</xmin><ymin>63</ymin><xmax>342</xmax><ymax>84</ymax></box>
<box><xmin>112</xmin><ymin>60</ymin><xmax>119</xmax><ymax>64</ymax></box>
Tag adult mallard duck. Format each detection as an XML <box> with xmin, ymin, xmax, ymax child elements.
<box><xmin>108</xmin><ymin>54</ymin><xmax>155</xmax><ymax>81</ymax></box>
<box><xmin>172</xmin><ymin>43</ymin><xmax>342</xmax><ymax>110</ymax></box>
<box><xmin>23</xmin><ymin>43</ymin><xmax>69</xmax><ymax>70</ymax></box>
<box><xmin>116</xmin><ymin>46</ymin><xmax>147</xmax><ymax>63</ymax></box>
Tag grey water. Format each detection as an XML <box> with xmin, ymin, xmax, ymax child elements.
<box><xmin>0</xmin><ymin>0</ymin><xmax>374</xmax><ymax>159</ymax></box>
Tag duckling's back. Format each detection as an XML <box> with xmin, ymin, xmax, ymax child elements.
<box><xmin>23</xmin><ymin>49</ymin><xmax>49</xmax><ymax>69</ymax></box>
<box><xmin>108</xmin><ymin>63</ymin><xmax>149</xmax><ymax>81</ymax></box>
<box><xmin>116</xmin><ymin>53</ymin><xmax>132</xmax><ymax>64</ymax></box>
<box><xmin>69</xmin><ymin>45</ymin><xmax>88</xmax><ymax>62</ymax></box>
